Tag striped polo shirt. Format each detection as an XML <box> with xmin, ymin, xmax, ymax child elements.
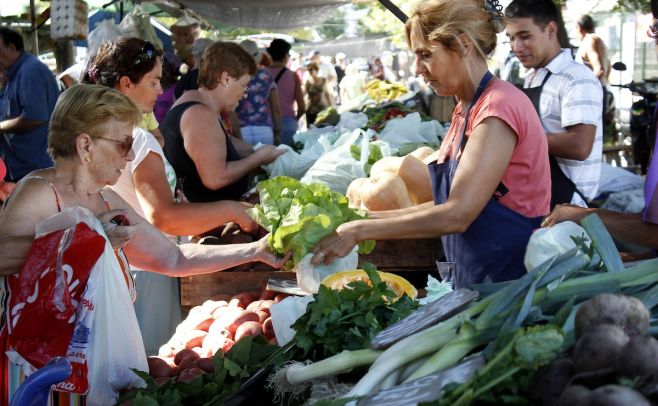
<box><xmin>525</xmin><ymin>49</ymin><xmax>603</xmax><ymax>206</ymax></box>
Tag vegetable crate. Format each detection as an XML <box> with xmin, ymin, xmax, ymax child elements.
<box><xmin>180</xmin><ymin>238</ymin><xmax>443</xmax><ymax>311</ymax></box>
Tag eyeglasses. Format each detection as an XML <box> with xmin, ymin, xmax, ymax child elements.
<box><xmin>130</xmin><ymin>41</ymin><xmax>160</xmax><ymax>69</ymax></box>
<box><xmin>231</xmin><ymin>76</ymin><xmax>250</xmax><ymax>94</ymax></box>
<box><xmin>91</xmin><ymin>135</ymin><xmax>134</xmax><ymax>157</ymax></box>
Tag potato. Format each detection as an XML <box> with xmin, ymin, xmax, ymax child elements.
<box><xmin>177</xmin><ymin>367</ymin><xmax>203</xmax><ymax>383</ymax></box>
<box><xmin>615</xmin><ymin>335</ymin><xmax>658</xmax><ymax>378</ymax></box>
<box><xmin>227</xmin><ymin>311</ymin><xmax>260</xmax><ymax>334</ymax></box>
<box><xmin>201</xmin><ymin>299</ymin><xmax>227</xmax><ymax>314</ymax></box>
<box><xmin>211</xmin><ymin>305</ymin><xmax>237</xmax><ymax>320</ymax></box>
<box><xmin>228</xmin><ymin>298</ymin><xmax>246</xmax><ymax>309</ymax></box>
<box><xmin>147</xmin><ymin>356</ymin><xmax>172</xmax><ymax>379</ymax></box>
<box><xmin>259</xmin><ymin>290</ymin><xmax>277</xmax><ymax>300</ymax></box>
<box><xmin>268</xmin><ymin>337</ymin><xmax>278</xmax><ymax>345</ymax></box>
<box><xmin>255</xmin><ymin>310</ymin><xmax>269</xmax><ymax>323</ymax></box>
<box><xmin>274</xmin><ymin>293</ymin><xmax>289</xmax><ymax>303</ymax></box>
<box><xmin>222</xmin><ymin>338</ymin><xmax>236</xmax><ymax>353</ymax></box>
<box><xmin>262</xmin><ymin>317</ymin><xmax>275</xmax><ymax>339</ymax></box>
<box><xmin>235</xmin><ymin>321</ymin><xmax>262</xmax><ymax>341</ymax></box>
<box><xmin>258</xmin><ymin>300</ymin><xmax>275</xmax><ymax>311</ymax></box>
<box><xmin>183</xmin><ymin>329</ymin><xmax>208</xmax><ymax>349</ymax></box>
<box><xmin>169</xmin><ymin>365</ymin><xmax>179</xmax><ymax>377</ymax></box>
<box><xmin>192</xmin><ymin>316</ymin><xmax>215</xmax><ymax>332</ymax></box>
<box><xmin>196</xmin><ymin>357</ymin><xmax>215</xmax><ymax>374</ymax></box>
<box><xmin>575</xmin><ymin>293</ymin><xmax>650</xmax><ymax>339</ymax></box>
<box><xmin>174</xmin><ymin>348</ymin><xmax>200</xmax><ymax>366</ymax></box>
<box><xmin>231</xmin><ymin>292</ymin><xmax>255</xmax><ymax>308</ymax></box>
<box><xmin>246</xmin><ymin>300</ymin><xmax>263</xmax><ymax>312</ymax></box>
<box><xmin>158</xmin><ymin>343</ymin><xmax>175</xmax><ymax>358</ymax></box>
<box><xmin>177</xmin><ymin>356</ymin><xmax>197</xmax><ymax>373</ymax></box>
<box><xmin>155</xmin><ymin>377</ymin><xmax>171</xmax><ymax>387</ymax></box>
<box><xmin>202</xmin><ymin>333</ymin><xmax>228</xmax><ymax>356</ymax></box>
<box><xmin>208</xmin><ymin>308</ymin><xmax>245</xmax><ymax>335</ymax></box>
<box><xmin>556</xmin><ymin>385</ymin><xmax>591</xmax><ymax>406</ymax></box>
<box><xmin>191</xmin><ymin>346</ymin><xmax>211</xmax><ymax>358</ymax></box>
<box><xmin>573</xmin><ymin>324</ymin><xmax>629</xmax><ymax>373</ymax></box>
<box><xmin>531</xmin><ymin>358</ymin><xmax>573</xmax><ymax>406</ymax></box>
<box><xmin>588</xmin><ymin>384</ymin><xmax>650</xmax><ymax>406</ymax></box>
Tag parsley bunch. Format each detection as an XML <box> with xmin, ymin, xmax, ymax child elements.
<box><xmin>291</xmin><ymin>264</ymin><xmax>418</xmax><ymax>360</ymax></box>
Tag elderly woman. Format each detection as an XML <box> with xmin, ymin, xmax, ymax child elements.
<box><xmin>0</xmin><ymin>84</ymin><xmax>286</xmax><ymax>402</ymax></box>
<box><xmin>161</xmin><ymin>41</ymin><xmax>285</xmax><ymax>203</ymax></box>
<box><xmin>311</xmin><ymin>0</ymin><xmax>551</xmax><ymax>289</ymax></box>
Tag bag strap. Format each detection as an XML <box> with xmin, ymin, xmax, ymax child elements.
<box><xmin>274</xmin><ymin>67</ymin><xmax>287</xmax><ymax>84</ymax></box>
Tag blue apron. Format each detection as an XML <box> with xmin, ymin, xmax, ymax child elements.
<box><xmin>428</xmin><ymin>72</ymin><xmax>543</xmax><ymax>289</ymax></box>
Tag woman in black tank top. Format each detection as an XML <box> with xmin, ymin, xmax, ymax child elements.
<box><xmin>160</xmin><ymin>41</ymin><xmax>285</xmax><ymax>203</ymax></box>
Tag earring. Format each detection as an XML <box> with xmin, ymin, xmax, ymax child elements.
<box><xmin>84</xmin><ymin>155</ymin><xmax>91</xmax><ymax>163</ymax></box>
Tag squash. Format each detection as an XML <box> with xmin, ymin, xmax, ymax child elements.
<box><xmin>360</xmin><ymin>172</ymin><xmax>413</xmax><ymax>211</ymax></box>
<box><xmin>321</xmin><ymin>270</ymin><xmax>418</xmax><ymax>300</ymax></box>
<box><xmin>370</xmin><ymin>155</ymin><xmax>433</xmax><ymax>205</ymax></box>
<box><xmin>346</xmin><ymin>177</ymin><xmax>368</xmax><ymax>208</ymax></box>
<box><xmin>409</xmin><ymin>146</ymin><xmax>435</xmax><ymax>161</ymax></box>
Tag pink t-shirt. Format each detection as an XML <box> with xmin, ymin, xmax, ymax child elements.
<box><xmin>436</xmin><ymin>78</ymin><xmax>551</xmax><ymax>218</ymax></box>
<box><xmin>266</xmin><ymin>67</ymin><xmax>296</xmax><ymax>118</ymax></box>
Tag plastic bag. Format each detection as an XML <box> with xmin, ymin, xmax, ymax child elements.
<box><xmin>87</xmin><ymin>19</ymin><xmax>122</xmax><ymax>60</ymax></box>
<box><xmin>119</xmin><ymin>6</ymin><xmax>163</xmax><ymax>49</ymax></box>
<box><xmin>258</xmin><ymin>144</ymin><xmax>315</xmax><ymax>179</ymax></box>
<box><xmin>269</xmin><ymin>296</ymin><xmax>314</xmax><ymax>346</ymax></box>
<box><xmin>378</xmin><ymin>112</ymin><xmax>444</xmax><ymax>152</ymax></box>
<box><xmin>337</xmin><ymin>111</ymin><xmax>368</xmax><ymax>132</ymax></box>
<box><xmin>5</xmin><ymin>207</ymin><xmax>147</xmax><ymax>402</ymax></box>
<box><xmin>5</xmin><ymin>209</ymin><xmax>106</xmax><ymax>371</ymax></box>
<box><xmin>293</xmin><ymin>248</ymin><xmax>359</xmax><ymax>294</ymax></box>
<box><xmin>300</xmin><ymin>130</ymin><xmax>369</xmax><ymax>194</ymax></box>
<box><xmin>524</xmin><ymin>221</ymin><xmax>591</xmax><ymax>272</ymax></box>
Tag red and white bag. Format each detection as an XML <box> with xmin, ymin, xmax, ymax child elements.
<box><xmin>4</xmin><ymin>207</ymin><xmax>147</xmax><ymax>404</ymax></box>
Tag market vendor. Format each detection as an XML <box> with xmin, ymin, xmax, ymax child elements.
<box><xmin>161</xmin><ymin>41</ymin><xmax>285</xmax><ymax>203</ymax></box>
<box><xmin>541</xmin><ymin>0</ymin><xmax>658</xmax><ymax>260</ymax></box>
<box><xmin>311</xmin><ymin>0</ymin><xmax>551</xmax><ymax>288</ymax></box>
<box><xmin>0</xmin><ymin>84</ymin><xmax>288</xmax><ymax>403</ymax></box>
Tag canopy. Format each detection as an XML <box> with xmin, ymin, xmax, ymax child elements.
<box><xmin>149</xmin><ymin>0</ymin><xmax>352</xmax><ymax>30</ymax></box>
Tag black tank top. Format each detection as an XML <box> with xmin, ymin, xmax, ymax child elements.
<box><xmin>161</xmin><ymin>101</ymin><xmax>249</xmax><ymax>202</ymax></box>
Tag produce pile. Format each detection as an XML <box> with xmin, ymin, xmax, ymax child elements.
<box><xmin>364</xmin><ymin>79</ymin><xmax>409</xmax><ymax>103</ymax></box>
<box><xmin>266</xmin><ymin>214</ymin><xmax>658</xmax><ymax>404</ymax></box>
<box><xmin>118</xmin><ymin>289</ymin><xmax>288</xmax><ymax>405</ymax></box>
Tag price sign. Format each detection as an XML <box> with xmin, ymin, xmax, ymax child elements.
<box><xmin>266</xmin><ymin>277</ymin><xmax>310</xmax><ymax>296</ymax></box>
<box><xmin>371</xmin><ymin>289</ymin><xmax>479</xmax><ymax>349</ymax></box>
<box><xmin>358</xmin><ymin>355</ymin><xmax>484</xmax><ymax>406</ymax></box>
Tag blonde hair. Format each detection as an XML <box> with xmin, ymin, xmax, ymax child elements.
<box><xmin>48</xmin><ymin>84</ymin><xmax>142</xmax><ymax>159</ymax></box>
<box><xmin>405</xmin><ymin>0</ymin><xmax>502</xmax><ymax>61</ymax></box>
<box><xmin>198</xmin><ymin>41</ymin><xmax>257</xmax><ymax>90</ymax></box>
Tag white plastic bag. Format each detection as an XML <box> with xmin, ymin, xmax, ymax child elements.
<box><xmin>269</xmin><ymin>296</ymin><xmax>314</xmax><ymax>346</ymax></box>
<box><xmin>300</xmin><ymin>130</ymin><xmax>369</xmax><ymax>194</ymax></box>
<box><xmin>293</xmin><ymin>248</ymin><xmax>359</xmax><ymax>294</ymax></box>
<box><xmin>258</xmin><ymin>144</ymin><xmax>315</xmax><ymax>179</ymax></box>
<box><xmin>378</xmin><ymin>112</ymin><xmax>444</xmax><ymax>152</ymax></box>
<box><xmin>337</xmin><ymin>111</ymin><xmax>368</xmax><ymax>132</ymax></box>
<box><xmin>87</xmin><ymin>19</ymin><xmax>122</xmax><ymax>60</ymax></box>
<box><xmin>524</xmin><ymin>221</ymin><xmax>591</xmax><ymax>272</ymax></box>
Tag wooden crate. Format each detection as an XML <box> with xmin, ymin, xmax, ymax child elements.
<box><xmin>180</xmin><ymin>238</ymin><xmax>443</xmax><ymax>308</ymax></box>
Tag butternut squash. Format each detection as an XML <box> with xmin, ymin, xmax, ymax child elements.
<box><xmin>409</xmin><ymin>146</ymin><xmax>435</xmax><ymax>161</ymax></box>
<box><xmin>370</xmin><ymin>155</ymin><xmax>433</xmax><ymax>205</ymax></box>
<box><xmin>360</xmin><ymin>172</ymin><xmax>413</xmax><ymax>211</ymax></box>
<box><xmin>346</xmin><ymin>177</ymin><xmax>368</xmax><ymax>208</ymax></box>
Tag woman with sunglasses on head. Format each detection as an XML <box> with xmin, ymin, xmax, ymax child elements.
<box><xmin>80</xmin><ymin>37</ymin><xmax>277</xmax><ymax>354</ymax></box>
<box><xmin>0</xmin><ymin>84</ymin><xmax>288</xmax><ymax>403</ymax></box>
<box><xmin>160</xmin><ymin>41</ymin><xmax>285</xmax><ymax>205</ymax></box>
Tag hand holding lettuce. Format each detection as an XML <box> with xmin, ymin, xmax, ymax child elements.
<box><xmin>248</xmin><ymin>177</ymin><xmax>376</xmax><ymax>270</ymax></box>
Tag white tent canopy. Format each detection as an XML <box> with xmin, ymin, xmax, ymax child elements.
<box><xmin>149</xmin><ymin>0</ymin><xmax>352</xmax><ymax>30</ymax></box>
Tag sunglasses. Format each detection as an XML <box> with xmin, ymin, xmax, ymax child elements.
<box><xmin>130</xmin><ymin>41</ymin><xmax>161</xmax><ymax>68</ymax></box>
<box><xmin>92</xmin><ymin>135</ymin><xmax>134</xmax><ymax>157</ymax></box>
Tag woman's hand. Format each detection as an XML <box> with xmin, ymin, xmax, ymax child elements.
<box><xmin>255</xmin><ymin>145</ymin><xmax>287</xmax><ymax>165</ymax></box>
<box><xmin>311</xmin><ymin>222</ymin><xmax>359</xmax><ymax>265</ymax></box>
<box><xmin>227</xmin><ymin>201</ymin><xmax>258</xmax><ymax>233</ymax></box>
<box><xmin>541</xmin><ymin>204</ymin><xmax>594</xmax><ymax>228</ymax></box>
<box><xmin>97</xmin><ymin>209</ymin><xmax>138</xmax><ymax>250</ymax></box>
<box><xmin>253</xmin><ymin>235</ymin><xmax>290</xmax><ymax>268</ymax></box>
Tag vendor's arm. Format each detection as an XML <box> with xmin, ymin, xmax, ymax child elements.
<box><xmin>312</xmin><ymin>116</ymin><xmax>517</xmax><ymax>264</ymax></box>
<box><xmin>132</xmin><ymin>151</ymin><xmax>257</xmax><ymax>235</ymax></box>
<box><xmin>546</xmin><ymin>123</ymin><xmax>596</xmax><ymax>161</ymax></box>
<box><xmin>542</xmin><ymin>205</ymin><xmax>658</xmax><ymax>249</ymax></box>
<box><xmin>181</xmin><ymin>104</ymin><xmax>285</xmax><ymax>190</ymax></box>
<box><xmin>367</xmin><ymin>201</ymin><xmax>435</xmax><ymax>219</ymax></box>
